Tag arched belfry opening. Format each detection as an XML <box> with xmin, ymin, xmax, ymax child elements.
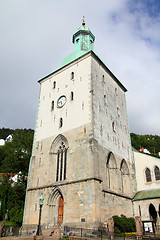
<box><xmin>47</xmin><ymin>187</ymin><xmax>64</xmax><ymax>227</ymax></box>
<box><xmin>50</xmin><ymin>134</ymin><xmax>69</xmax><ymax>182</ymax></box>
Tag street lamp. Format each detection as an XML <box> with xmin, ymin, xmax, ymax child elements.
<box><xmin>36</xmin><ymin>193</ymin><xmax>44</xmax><ymax>236</ymax></box>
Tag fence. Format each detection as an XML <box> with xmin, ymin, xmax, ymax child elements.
<box><xmin>1</xmin><ymin>225</ymin><xmax>20</xmax><ymax>237</ymax></box>
<box><xmin>64</xmin><ymin>226</ymin><xmax>137</xmax><ymax>240</ymax></box>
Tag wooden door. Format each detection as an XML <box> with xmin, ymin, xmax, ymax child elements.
<box><xmin>58</xmin><ymin>197</ymin><xmax>64</xmax><ymax>225</ymax></box>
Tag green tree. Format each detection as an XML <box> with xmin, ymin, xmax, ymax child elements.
<box><xmin>113</xmin><ymin>215</ymin><xmax>136</xmax><ymax>233</ymax></box>
<box><xmin>130</xmin><ymin>133</ymin><xmax>160</xmax><ymax>158</ymax></box>
<box><xmin>0</xmin><ymin>129</ymin><xmax>34</xmax><ymax>174</ymax></box>
<box><xmin>0</xmin><ymin>128</ymin><xmax>14</xmax><ymax>140</ymax></box>
<box><xmin>0</xmin><ymin>175</ymin><xmax>11</xmax><ymax>220</ymax></box>
<box><xmin>0</xmin><ymin>128</ymin><xmax>34</xmax><ymax>224</ymax></box>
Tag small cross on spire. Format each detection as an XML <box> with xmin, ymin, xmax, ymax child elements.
<box><xmin>82</xmin><ymin>16</ymin><xmax>85</xmax><ymax>26</ymax></box>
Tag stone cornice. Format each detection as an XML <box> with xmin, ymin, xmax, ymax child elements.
<box><xmin>27</xmin><ymin>177</ymin><xmax>102</xmax><ymax>191</ymax></box>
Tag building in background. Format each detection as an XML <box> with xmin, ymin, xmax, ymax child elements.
<box><xmin>133</xmin><ymin>149</ymin><xmax>160</xmax><ymax>225</ymax></box>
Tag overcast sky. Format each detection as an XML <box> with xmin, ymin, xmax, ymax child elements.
<box><xmin>0</xmin><ymin>0</ymin><xmax>160</xmax><ymax>135</ymax></box>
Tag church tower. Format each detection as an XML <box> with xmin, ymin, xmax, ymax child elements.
<box><xmin>23</xmin><ymin>20</ymin><xmax>135</xmax><ymax>234</ymax></box>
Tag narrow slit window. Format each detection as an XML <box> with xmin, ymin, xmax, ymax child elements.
<box><xmin>82</xmin><ymin>101</ymin><xmax>84</xmax><ymax>110</ymax></box>
<box><xmin>53</xmin><ymin>81</ymin><xmax>56</xmax><ymax>89</ymax></box>
<box><xmin>71</xmin><ymin>72</ymin><xmax>74</xmax><ymax>80</ymax></box>
<box><xmin>71</xmin><ymin>91</ymin><xmax>74</xmax><ymax>101</ymax></box>
<box><xmin>112</xmin><ymin>122</ymin><xmax>116</xmax><ymax>132</ymax></box>
<box><xmin>59</xmin><ymin>118</ymin><xmax>63</xmax><ymax>128</ymax></box>
<box><xmin>51</xmin><ymin>101</ymin><xmax>54</xmax><ymax>111</ymax></box>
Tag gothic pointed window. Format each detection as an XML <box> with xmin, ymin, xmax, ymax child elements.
<box><xmin>154</xmin><ymin>166</ymin><xmax>160</xmax><ymax>181</ymax></box>
<box><xmin>56</xmin><ymin>142</ymin><xmax>68</xmax><ymax>182</ymax></box>
<box><xmin>145</xmin><ymin>168</ymin><xmax>152</xmax><ymax>182</ymax></box>
<box><xmin>50</xmin><ymin>135</ymin><xmax>69</xmax><ymax>183</ymax></box>
<box><xmin>102</xmin><ymin>75</ymin><xmax>105</xmax><ymax>83</ymax></box>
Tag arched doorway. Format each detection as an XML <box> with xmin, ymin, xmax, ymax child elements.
<box><xmin>149</xmin><ymin>203</ymin><xmax>157</xmax><ymax>226</ymax></box>
<box><xmin>47</xmin><ymin>188</ymin><xmax>64</xmax><ymax>227</ymax></box>
<box><xmin>58</xmin><ymin>196</ymin><xmax>64</xmax><ymax>225</ymax></box>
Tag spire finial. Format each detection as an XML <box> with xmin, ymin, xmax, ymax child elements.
<box><xmin>82</xmin><ymin>16</ymin><xmax>85</xmax><ymax>26</ymax></box>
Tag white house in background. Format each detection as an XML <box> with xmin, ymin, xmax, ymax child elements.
<box><xmin>133</xmin><ymin>148</ymin><xmax>160</xmax><ymax>224</ymax></box>
<box><xmin>0</xmin><ymin>135</ymin><xmax>13</xmax><ymax>146</ymax></box>
<box><xmin>139</xmin><ymin>148</ymin><xmax>151</xmax><ymax>155</ymax></box>
<box><xmin>5</xmin><ymin>134</ymin><xmax>13</xmax><ymax>143</ymax></box>
<box><xmin>0</xmin><ymin>139</ymin><xmax>5</xmax><ymax>146</ymax></box>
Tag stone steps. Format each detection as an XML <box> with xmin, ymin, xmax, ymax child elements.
<box><xmin>42</xmin><ymin>225</ymin><xmax>61</xmax><ymax>238</ymax></box>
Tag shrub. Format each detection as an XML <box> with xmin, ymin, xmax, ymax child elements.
<box><xmin>112</xmin><ymin>215</ymin><xmax>136</xmax><ymax>233</ymax></box>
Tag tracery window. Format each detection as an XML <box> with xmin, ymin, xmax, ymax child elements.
<box><xmin>154</xmin><ymin>166</ymin><xmax>160</xmax><ymax>181</ymax></box>
<box><xmin>56</xmin><ymin>142</ymin><xmax>67</xmax><ymax>181</ymax></box>
<box><xmin>145</xmin><ymin>168</ymin><xmax>152</xmax><ymax>182</ymax></box>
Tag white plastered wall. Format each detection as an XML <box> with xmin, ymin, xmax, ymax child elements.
<box><xmin>134</xmin><ymin>150</ymin><xmax>160</xmax><ymax>191</ymax></box>
<box><xmin>91</xmin><ymin>57</ymin><xmax>132</xmax><ymax>163</ymax></box>
<box><xmin>35</xmin><ymin>54</ymin><xmax>92</xmax><ymax>142</ymax></box>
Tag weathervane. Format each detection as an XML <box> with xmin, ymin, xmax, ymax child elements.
<box><xmin>82</xmin><ymin>16</ymin><xmax>85</xmax><ymax>26</ymax></box>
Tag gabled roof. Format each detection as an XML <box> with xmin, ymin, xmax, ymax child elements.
<box><xmin>38</xmin><ymin>51</ymin><xmax>127</xmax><ymax>92</ymax></box>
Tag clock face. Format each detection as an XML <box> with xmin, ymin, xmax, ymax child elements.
<box><xmin>57</xmin><ymin>96</ymin><xmax>66</xmax><ymax>108</ymax></box>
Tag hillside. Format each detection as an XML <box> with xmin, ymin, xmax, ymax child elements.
<box><xmin>130</xmin><ymin>133</ymin><xmax>160</xmax><ymax>158</ymax></box>
<box><xmin>0</xmin><ymin>128</ymin><xmax>14</xmax><ymax>139</ymax></box>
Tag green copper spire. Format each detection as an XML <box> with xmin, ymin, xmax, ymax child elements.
<box><xmin>62</xmin><ymin>17</ymin><xmax>95</xmax><ymax>67</ymax></box>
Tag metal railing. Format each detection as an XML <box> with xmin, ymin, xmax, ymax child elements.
<box><xmin>64</xmin><ymin>226</ymin><xmax>108</xmax><ymax>239</ymax></box>
<box><xmin>63</xmin><ymin>226</ymin><xmax>137</xmax><ymax>240</ymax></box>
